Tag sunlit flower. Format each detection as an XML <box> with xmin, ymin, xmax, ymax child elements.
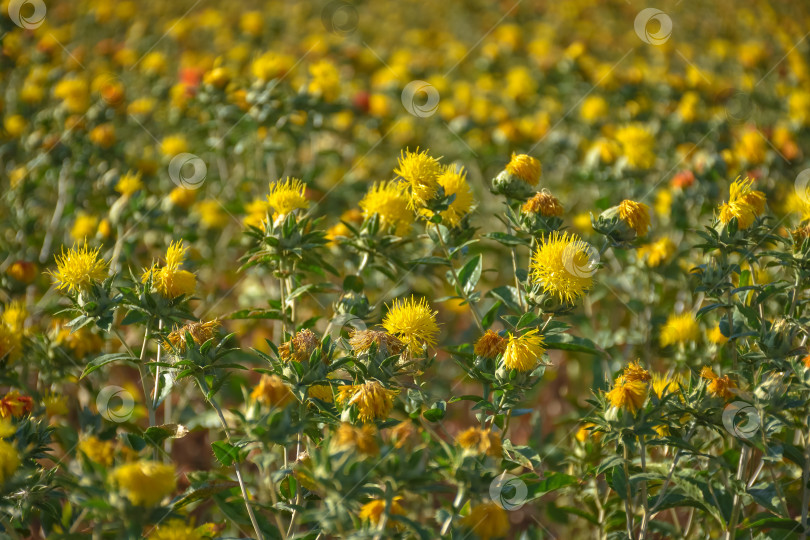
<box><xmin>700</xmin><ymin>366</ymin><xmax>736</xmax><ymax>400</ymax></box>
<box><xmin>394</xmin><ymin>148</ymin><xmax>442</xmax><ymax>209</ymax></box>
<box><xmin>78</xmin><ymin>436</ymin><xmax>116</xmax><ymax>467</ymax></box>
<box><xmin>502</xmin><ymin>330</ymin><xmax>545</xmax><ymax>372</ymax></box>
<box><xmin>359</xmin><ymin>181</ymin><xmax>414</xmax><ymax>236</ymax></box>
<box><xmin>505</xmin><ymin>153</ymin><xmax>541</xmax><ymax>186</ymax></box>
<box><xmin>169</xmin><ymin>186</ymin><xmax>196</xmax><ymax>209</ymax></box>
<box><xmin>429</xmin><ymin>165</ymin><xmax>475</xmax><ymax>227</ymax></box>
<box><xmin>530</xmin><ymin>231</ymin><xmax>595</xmax><ymax>303</ymax></box>
<box><xmin>250</xmin><ymin>374</ymin><xmax>292</xmax><ymax>408</ymax></box>
<box><xmin>0</xmin><ymin>439</ymin><xmax>20</xmax><ymax>485</ymax></box>
<box><xmin>618</xmin><ymin>200</ymin><xmax>651</xmax><ymax>236</ymax></box>
<box><xmin>522</xmin><ymin>190</ymin><xmax>563</xmax><ymax>217</ymax></box>
<box><xmin>622</xmin><ymin>360</ymin><xmax>651</xmax><ymax>383</ymax></box>
<box><xmin>267</xmin><ymin>177</ymin><xmax>309</xmax><ymax>218</ymax></box>
<box><xmin>160</xmin><ymin>134</ymin><xmax>188</xmax><ymax>157</ymax></box>
<box><xmin>460</xmin><ymin>502</ymin><xmax>510</xmax><ymax>540</ymax></box>
<box><xmin>606</xmin><ymin>375</ymin><xmax>648</xmax><ymax>413</ymax></box>
<box><xmin>638</xmin><ymin>237</ymin><xmax>676</xmax><ymax>267</ymax></box>
<box><xmin>332</xmin><ymin>422</ymin><xmax>379</xmax><ymax>457</ymax></box>
<box><xmin>457</xmin><ymin>427</ymin><xmax>502</xmax><ymax>457</ymax></box>
<box><xmin>652</xmin><ymin>373</ymin><xmax>683</xmax><ymax>398</ymax></box>
<box><xmin>116</xmin><ymin>171</ymin><xmax>143</xmax><ymax>197</ymax></box>
<box><xmin>50</xmin><ymin>243</ymin><xmax>108</xmax><ymax>294</ymax></box>
<box><xmin>615</xmin><ymin>124</ymin><xmax>655</xmax><ymax>169</ymax></box>
<box><xmin>336</xmin><ymin>381</ymin><xmax>398</xmax><ymax>423</ymax></box>
<box><xmin>110</xmin><ymin>461</ymin><xmax>176</xmax><ymax>506</ymax></box>
<box><xmin>71</xmin><ymin>213</ymin><xmax>99</xmax><ymax>241</ymax></box>
<box><xmin>660</xmin><ymin>313</ymin><xmax>699</xmax><ymax>347</ymax></box>
<box><xmin>142</xmin><ymin>241</ymin><xmax>197</xmax><ymax>298</ymax></box>
<box><xmin>359</xmin><ymin>497</ymin><xmax>406</xmax><ymax>527</ymax></box>
<box><xmin>307</xmin><ymin>60</ymin><xmax>341</xmax><ymax>102</ymax></box>
<box><xmin>474</xmin><ymin>330</ymin><xmax>507</xmax><ymax>358</ymax></box>
<box><xmin>382</xmin><ymin>296</ymin><xmax>439</xmax><ymax>350</ymax></box>
<box><xmin>707</xmin><ymin>325</ymin><xmax>729</xmax><ymax>345</ymax></box>
<box><xmin>718</xmin><ymin>177</ymin><xmax>767</xmax><ymax>229</ymax></box>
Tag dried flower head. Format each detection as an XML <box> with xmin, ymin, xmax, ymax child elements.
<box><xmin>522</xmin><ymin>190</ymin><xmax>563</xmax><ymax>217</ymax></box>
<box><xmin>349</xmin><ymin>329</ymin><xmax>405</xmax><ymax>356</ymax></box>
<box><xmin>164</xmin><ymin>320</ymin><xmax>221</xmax><ymax>353</ymax></box>
<box><xmin>474</xmin><ymin>330</ymin><xmax>507</xmax><ymax>358</ymax></box>
<box><xmin>336</xmin><ymin>380</ymin><xmax>398</xmax><ymax>423</ymax></box>
<box><xmin>456</xmin><ymin>427</ymin><xmax>503</xmax><ymax>457</ymax></box>
<box><xmin>280</xmin><ymin>329</ymin><xmax>320</xmax><ymax>363</ymax></box>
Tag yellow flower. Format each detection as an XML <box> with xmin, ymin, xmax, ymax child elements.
<box><xmin>606</xmin><ymin>375</ymin><xmax>648</xmax><ymax>413</ymax></box>
<box><xmin>660</xmin><ymin>313</ymin><xmax>699</xmax><ymax>347</ymax></box>
<box><xmin>638</xmin><ymin>237</ymin><xmax>675</xmax><ymax>267</ymax></box>
<box><xmin>359</xmin><ymin>181</ymin><xmax>413</xmax><ymax>236</ymax></box>
<box><xmin>89</xmin><ymin>123</ymin><xmax>116</xmax><ymax>148</ymax></box>
<box><xmin>250</xmin><ymin>374</ymin><xmax>292</xmax><ymax>408</ymax></box>
<box><xmin>382</xmin><ymin>296</ymin><xmax>439</xmax><ymax>350</ymax></box>
<box><xmin>195</xmin><ymin>200</ymin><xmax>229</xmax><ymax>229</ymax></box>
<box><xmin>240</xmin><ymin>11</ymin><xmax>263</xmax><ymax>37</ymax></box>
<box><xmin>307</xmin><ymin>60</ymin><xmax>341</xmax><ymax>102</ymax></box>
<box><xmin>460</xmin><ymin>502</ymin><xmax>510</xmax><ymax>540</ymax></box>
<box><xmin>575</xmin><ymin>422</ymin><xmax>602</xmax><ymax>443</ymax></box>
<box><xmin>430</xmin><ymin>165</ymin><xmax>475</xmax><ymax>227</ymax></box>
<box><xmin>50</xmin><ymin>243</ymin><xmax>108</xmax><ymax>294</ymax></box>
<box><xmin>308</xmin><ymin>384</ymin><xmax>334</xmax><ymax>403</ymax></box>
<box><xmin>54</xmin><ymin>325</ymin><xmax>104</xmax><ymax>358</ymax></box>
<box><xmin>1</xmin><ymin>300</ymin><xmax>26</xmax><ymax>334</ymax></box>
<box><xmin>503</xmin><ymin>330</ymin><xmax>545</xmax><ymax>372</ymax></box>
<box><xmin>142</xmin><ymin>241</ymin><xmax>197</xmax><ymax>298</ymax></box>
<box><xmin>474</xmin><ymin>330</ymin><xmax>507</xmax><ymax>358</ymax></box>
<box><xmin>43</xmin><ymin>393</ymin><xmax>69</xmax><ymax>416</ymax></box>
<box><xmin>116</xmin><ymin>171</ymin><xmax>143</xmax><ymax>197</ymax></box>
<box><xmin>615</xmin><ymin>124</ymin><xmax>655</xmax><ymax>169</ymax></box>
<box><xmin>71</xmin><ymin>213</ymin><xmax>99</xmax><ymax>241</ymax></box>
<box><xmin>707</xmin><ymin>325</ymin><xmax>728</xmax><ymax>345</ymax></box>
<box><xmin>160</xmin><ymin>135</ymin><xmax>188</xmax><ymax>157</ymax></box>
<box><xmin>243</xmin><ymin>197</ymin><xmax>272</xmax><ymax>229</ymax></box>
<box><xmin>457</xmin><ymin>427</ymin><xmax>502</xmax><ymax>457</ymax></box>
<box><xmin>78</xmin><ymin>436</ymin><xmax>116</xmax><ymax>467</ymax></box>
<box><xmin>700</xmin><ymin>366</ymin><xmax>736</xmax><ymax>400</ymax></box>
<box><xmin>4</xmin><ymin>114</ymin><xmax>27</xmax><ymax>137</ymax></box>
<box><xmin>336</xmin><ymin>381</ymin><xmax>398</xmax><ymax>423</ymax></box>
<box><xmin>109</xmin><ymin>461</ymin><xmax>176</xmax><ymax>506</ymax></box>
<box><xmin>394</xmin><ymin>148</ymin><xmax>442</xmax><ymax>209</ymax></box>
<box><xmin>164</xmin><ymin>320</ymin><xmax>220</xmax><ymax>353</ymax></box>
<box><xmin>332</xmin><ymin>422</ymin><xmax>379</xmax><ymax>457</ymax></box>
<box><xmin>0</xmin><ymin>439</ymin><xmax>20</xmax><ymax>485</ymax></box>
<box><xmin>359</xmin><ymin>497</ymin><xmax>406</xmax><ymax>526</ymax></box>
<box><xmin>267</xmin><ymin>177</ymin><xmax>309</xmax><ymax>218</ymax></box>
<box><xmin>618</xmin><ymin>200</ymin><xmax>651</xmax><ymax>236</ymax></box>
<box><xmin>148</xmin><ymin>519</ymin><xmax>209</xmax><ymax>540</ymax></box>
<box><xmin>530</xmin><ymin>231</ymin><xmax>595</xmax><ymax>304</ymax></box>
<box><xmin>623</xmin><ymin>360</ymin><xmax>651</xmax><ymax>383</ymax></box>
<box><xmin>251</xmin><ymin>51</ymin><xmax>294</xmax><ymax>81</ymax></box>
<box><xmin>580</xmin><ymin>95</ymin><xmax>608</xmax><ymax>123</ymax></box>
<box><xmin>169</xmin><ymin>186</ymin><xmax>196</xmax><ymax>209</ymax></box>
<box><xmin>652</xmin><ymin>373</ymin><xmax>682</xmax><ymax>399</ymax></box>
<box><xmin>718</xmin><ymin>176</ymin><xmax>767</xmax><ymax>229</ymax></box>
<box><xmin>505</xmin><ymin>153</ymin><xmax>541</xmax><ymax>186</ymax></box>
<box><xmin>522</xmin><ymin>190</ymin><xmax>563</xmax><ymax>217</ymax></box>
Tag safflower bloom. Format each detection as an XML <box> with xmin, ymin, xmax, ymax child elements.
<box><xmin>652</xmin><ymin>373</ymin><xmax>683</xmax><ymax>398</ymax></box>
<box><xmin>359</xmin><ymin>181</ymin><xmax>414</xmax><ymax>236</ymax></box>
<box><xmin>457</xmin><ymin>427</ymin><xmax>503</xmax><ymax>457</ymax></box>
<box><xmin>460</xmin><ymin>502</ymin><xmax>510</xmax><ymax>540</ymax></box>
<box><xmin>0</xmin><ymin>392</ymin><xmax>32</xmax><ymax>418</ymax></box>
<box><xmin>618</xmin><ymin>200</ymin><xmax>651</xmax><ymax>236</ymax></box>
<box><xmin>50</xmin><ymin>243</ymin><xmax>108</xmax><ymax>294</ymax></box>
<box><xmin>359</xmin><ymin>497</ymin><xmax>406</xmax><ymax>526</ymax></box>
<box><xmin>430</xmin><ymin>165</ymin><xmax>475</xmax><ymax>227</ymax></box>
<box><xmin>148</xmin><ymin>520</ymin><xmax>210</xmax><ymax>540</ymax></box>
<box><xmin>250</xmin><ymin>374</ymin><xmax>292</xmax><ymax>408</ymax></box>
<box><xmin>109</xmin><ymin>461</ymin><xmax>176</xmax><ymax>506</ymax></box>
<box><xmin>474</xmin><ymin>330</ymin><xmax>507</xmax><ymax>358</ymax></box>
<box><xmin>615</xmin><ymin>124</ymin><xmax>655</xmax><ymax>169</ymax></box>
<box><xmin>332</xmin><ymin>423</ymin><xmax>379</xmax><ymax>457</ymax></box>
<box><xmin>394</xmin><ymin>148</ymin><xmax>442</xmax><ymax>209</ymax></box>
<box><xmin>78</xmin><ymin>436</ymin><xmax>115</xmax><ymax>467</ymax></box>
<box><xmin>700</xmin><ymin>366</ymin><xmax>736</xmax><ymax>400</ymax></box>
<box><xmin>71</xmin><ymin>213</ymin><xmax>98</xmax><ymax>241</ymax></box>
<box><xmin>718</xmin><ymin>177</ymin><xmax>766</xmax><ymax>229</ymax></box>
<box><xmin>638</xmin><ymin>237</ymin><xmax>675</xmax><ymax>267</ymax></box>
<box><xmin>336</xmin><ymin>381</ymin><xmax>398</xmax><ymax>423</ymax></box>
<box><xmin>506</xmin><ymin>153</ymin><xmax>541</xmax><ymax>185</ymax></box>
<box><xmin>160</xmin><ymin>134</ymin><xmax>188</xmax><ymax>157</ymax></box>
<box><xmin>116</xmin><ymin>171</ymin><xmax>143</xmax><ymax>197</ymax></box>
<box><xmin>142</xmin><ymin>241</ymin><xmax>197</xmax><ymax>298</ymax></box>
<box><xmin>606</xmin><ymin>375</ymin><xmax>648</xmax><ymax>413</ymax></box>
<box><xmin>267</xmin><ymin>177</ymin><xmax>309</xmax><ymax>218</ymax></box>
<box><xmin>530</xmin><ymin>232</ymin><xmax>595</xmax><ymax>304</ymax></box>
<box><xmin>660</xmin><ymin>313</ymin><xmax>699</xmax><ymax>347</ymax></box>
<box><xmin>502</xmin><ymin>330</ymin><xmax>545</xmax><ymax>372</ymax></box>
<box><xmin>307</xmin><ymin>60</ymin><xmax>341</xmax><ymax>102</ymax></box>
<box><xmin>382</xmin><ymin>296</ymin><xmax>439</xmax><ymax>350</ymax></box>
<box><xmin>622</xmin><ymin>360</ymin><xmax>651</xmax><ymax>383</ymax></box>
<box><xmin>0</xmin><ymin>439</ymin><xmax>20</xmax><ymax>485</ymax></box>
<box><xmin>522</xmin><ymin>190</ymin><xmax>563</xmax><ymax>217</ymax></box>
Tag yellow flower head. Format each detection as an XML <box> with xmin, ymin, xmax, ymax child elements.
<box><xmin>332</xmin><ymin>422</ymin><xmax>379</xmax><ymax>457</ymax></box>
<box><xmin>359</xmin><ymin>497</ymin><xmax>406</xmax><ymax>526</ymax></box>
<box><xmin>250</xmin><ymin>374</ymin><xmax>292</xmax><ymax>408</ymax></box>
<box><xmin>460</xmin><ymin>502</ymin><xmax>510</xmax><ymax>540</ymax></box>
<box><xmin>267</xmin><ymin>177</ymin><xmax>309</xmax><ymax>217</ymax></box>
<box><xmin>308</xmin><ymin>383</ymin><xmax>334</xmax><ymax>403</ymax></box>
<box><xmin>506</xmin><ymin>153</ymin><xmax>541</xmax><ymax>186</ymax></box>
<box><xmin>165</xmin><ymin>320</ymin><xmax>220</xmax><ymax>353</ymax></box>
<box><xmin>70</xmin><ymin>213</ymin><xmax>98</xmax><ymax>242</ymax></box>
<box><xmin>652</xmin><ymin>373</ymin><xmax>683</xmax><ymax>399</ymax></box>
<box><xmin>474</xmin><ymin>330</ymin><xmax>508</xmax><ymax>358</ymax></box>
<box><xmin>429</xmin><ymin>165</ymin><xmax>475</xmax><ymax>227</ymax></box>
<box><xmin>606</xmin><ymin>375</ymin><xmax>648</xmax><ymax>413</ymax></box>
<box><xmin>707</xmin><ymin>325</ymin><xmax>729</xmax><ymax>345</ymax></box>
<box><xmin>336</xmin><ymin>380</ymin><xmax>398</xmax><ymax>423</ymax></box>
<box><xmin>43</xmin><ymin>393</ymin><xmax>69</xmax><ymax>416</ymax></box>
<box><xmin>700</xmin><ymin>366</ymin><xmax>736</xmax><ymax>400</ymax></box>
<box><xmin>660</xmin><ymin>313</ymin><xmax>699</xmax><ymax>347</ymax></box>
<box><xmin>622</xmin><ymin>360</ymin><xmax>651</xmax><ymax>383</ymax></box>
<box><xmin>109</xmin><ymin>461</ymin><xmax>176</xmax><ymax>506</ymax></box>
<box><xmin>359</xmin><ymin>181</ymin><xmax>414</xmax><ymax>236</ymax></box>
<box><xmin>615</xmin><ymin>124</ymin><xmax>655</xmax><ymax>169</ymax></box>
<box><xmin>530</xmin><ymin>231</ymin><xmax>595</xmax><ymax>304</ymax></box>
<box><xmin>0</xmin><ymin>439</ymin><xmax>20</xmax><ymax>485</ymax></box>
<box><xmin>169</xmin><ymin>186</ymin><xmax>196</xmax><ymax>209</ymax></box>
<box><xmin>142</xmin><ymin>241</ymin><xmax>197</xmax><ymax>298</ymax></box>
<box><xmin>307</xmin><ymin>60</ymin><xmax>341</xmax><ymax>102</ymax></box>
<box><xmin>382</xmin><ymin>296</ymin><xmax>439</xmax><ymax>351</ymax></box>
<box><xmin>78</xmin><ymin>435</ymin><xmax>116</xmax><ymax>467</ymax></box>
<box><xmin>50</xmin><ymin>243</ymin><xmax>108</xmax><ymax>294</ymax></box>
<box><xmin>522</xmin><ymin>190</ymin><xmax>563</xmax><ymax>217</ymax></box>
<box><xmin>718</xmin><ymin>176</ymin><xmax>766</xmax><ymax>229</ymax></box>
<box><xmin>638</xmin><ymin>237</ymin><xmax>675</xmax><ymax>267</ymax></box>
<box><xmin>576</xmin><ymin>422</ymin><xmax>602</xmax><ymax>443</ymax></box>
<box><xmin>116</xmin><ymin>171</ymin><xmax>144</xmax><ymax>197</ymax></box>
<box><xmin>457</xmin><ymin>427</ymin><xmax>503</xmax><ymax>457</ymax></box>
<box><xmin>394</xmin><ymin>148</ymin><xmax>442</xmax><ymax>209</ymax></box>
<box><xmin>148</xmin><ymin>520</ymin><xmax>209</xmax><ymax>540</ymax></box>
<box><xmin>1</xmin><ymin>300</ymin><xmax>26</xmax><ymax>334</ymax></box>
<box><xmin>160</xmin><ymin>134</ymin><xmax>188</xmax><ymax>157</ymax></box>
<box><xmin>503</xmin><ymin>329</ymin><xmax>545</xmax><ymax>372</ymax></box>
<box><xmin>618</xmin><ymin>200</ymin><xmax>651</xmax><ymax>236</ymax></box>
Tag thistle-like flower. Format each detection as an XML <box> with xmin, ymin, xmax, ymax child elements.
<box><xmin>267</xmin><ymin>177</ymin><xmax>309</xmax><ymax>217</ymax></box>
<box><xmin>606</xmin><ymin>375</ymin><xmax>648</xmax><ymax>413</ymax></box>
<box><xmin>142</xmin><ymin>241</ymin><xmax>197</xmax><ymax>298</ymax></box>
<box><xmin>382</xmin><ymin>296</ymin><xmax>439</xmax><ymax>351</ymax></box>
<box><xmin>618</xmin><ymin>200</ymin><xmax>651</xmax><ymax>236</ymax></box>
<box><xmin>50</xmin><ymin>243</ymin><xmax>108</xmax><ymax>294</ymax></box>
<box><xmin>456</xmin><ymin>427</ymin><xmax>503</xmax><ymax>457</ymax></box>
<box><xmin>394</xmin><ymin>148</ymin><xmax>442</xmax><ymax>209</ymax></box>
<box><xmin>502</xmin><ymin>329</ymin><xmax>545</xmax><ymax>372</ymax></box>
<box><xmin>336</xmin><ymin>380</ymin><xmax>398</xmax><ymax>423</ymax></box>
<box><xmin>718</xmin><ymin>177</ymin><xmax>766</xmax><ymax>229</ymax></box>
<box><xmin>359</xmin><ymin>181</ymin><xmax>414</xmax><ymax>236</ymax></box>
<box><xmin>660</xmin><ymin>313</ymin><xmax>699</xmax><ymax>347</ymax></box>
<box><xmin>530</xmin><ymin>231</ymin><xmax>595</xmax><ymax>304</ymax></box>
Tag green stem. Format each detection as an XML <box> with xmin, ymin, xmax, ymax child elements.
<box><xmin>434</xmin><ymin>224</ymin><xmax>484</xmax><ymax>332</ymax></box>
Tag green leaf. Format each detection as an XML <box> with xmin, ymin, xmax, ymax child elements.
<box><xmin>543</xmin><ymin>333</ymin><xmax>602</xmax><ymax>356</ymax></box>
<box><xmin>423</xmin><ymin>401</ymin><xmax>447</xmax><ymax>422</ymax></box>
<box><xmin>81</xmin><ymin>353</ymin><xmax>138</xmax><ymax>379</ymax></box>
<box><xmin>143</xmin><ymin>424</ymin><xmax>189</xmax><ymax>447</ymax></box>
<box><xmin>212</xmin><ymin>441</ymin><xmax>243</xmax><ymax>466</ymax></box>
<box><xmin>484</xmin><ymin>232</ymin><xmax>529</xmax><ymax>246</ymax></box>
<box><xmin>456</xmin><ymin>254</ymin><xmax>483</xmax><ymax>295</ymax></box>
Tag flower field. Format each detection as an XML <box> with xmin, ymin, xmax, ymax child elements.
<box><xmin>3</xmin><ymin>0</ymin><xmax>810</xmax><ymax>538</ymax></box>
